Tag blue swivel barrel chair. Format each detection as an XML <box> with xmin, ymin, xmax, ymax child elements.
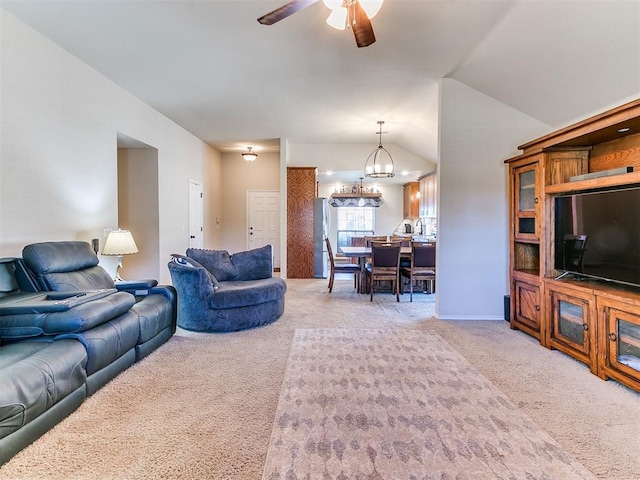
<box><xmin>168</xmin><ymin>244</ymin><xmax>286</xmax><ymax>333</ymax></box>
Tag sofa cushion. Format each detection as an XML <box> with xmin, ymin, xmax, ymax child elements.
<box><xmin>22</xmin><ymin>242</ymin><xmax>115</xmax><ymax>291</ymax></box>
<box><xmin>186</xmin><ymin>245</ymin><xmax>273</xmax><ymax>282</ymax></box>
<box><xmin>131</xmin><ymin>295</ymin><xmax>175</xmax><ymax>344</ymax></box>
<box><xmin>186</xmin><ymin>249</ymin><xmax>238</xmax><ymax>281</ymax></box>
<box><xmin>0</xmin><ymin>339</ymin><xmax>87</xmax><ymax>440</ymax></box>
<box><xmin>230</xmin><ymin>245</ymin><xmax>273</xmax><ymax>281</ymax></box>
<box><xmin>209</xmin><ymin>278</ymin><xmax>286</xmax><ymax>310</ymax></box>
<box><xmin>56</xmin><ymin>310</ymin><xmax>139</xmax><ymax>375</ymax></box>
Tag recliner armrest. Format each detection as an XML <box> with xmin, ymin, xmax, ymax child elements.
<box><xmin>115</xmin><ymin>279</ymin><xmax>159</xmax><ymax>293</ymax></box>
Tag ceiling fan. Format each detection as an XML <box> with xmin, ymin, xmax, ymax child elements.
<box><xmin>257</xmin><ymin>0</ymin><xmax>383</xmax><ymax>48</ymax></box>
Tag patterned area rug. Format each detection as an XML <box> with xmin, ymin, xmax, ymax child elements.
<box><xmin>262</xmin><ymin>329</ymin><xmax>595</xmax><ymax>480</ymax></box>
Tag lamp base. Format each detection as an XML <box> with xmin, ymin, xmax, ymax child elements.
<box><xmin>113</xmin><ymin>256</ymin><xmax>125</xmax><ymax>282</ymax></box>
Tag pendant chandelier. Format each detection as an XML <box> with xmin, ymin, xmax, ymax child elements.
<box><xmin>364</xmin><ymin>120</ymin><xmax>394</xmax><ymax>178</ymax></box>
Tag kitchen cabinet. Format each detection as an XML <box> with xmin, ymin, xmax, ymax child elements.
<box><xmin>403</xmin><ymin>182</ymin><xmax>419</xmax><ymax>219</ymax></box>
<box><xmin>419</xmin><ymin>172</ymin><xmax>437</xmax><ymax>218</ymax></box>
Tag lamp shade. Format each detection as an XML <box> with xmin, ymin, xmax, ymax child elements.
<box><xmin>102</xmin><ymin>229</ymin><xmax>138</xmax><ymax>256</ymax></box>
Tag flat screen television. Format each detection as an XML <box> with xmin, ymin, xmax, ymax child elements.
<box><xmin>554</xmin><ymin>186</ymin><xmax>640</xmax><ymax>287</ymax></box>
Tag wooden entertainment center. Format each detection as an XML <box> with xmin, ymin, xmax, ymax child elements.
<box><xmin>505</xmin><ymin>99</ymin><xmax>640</xmax><ymax>393</ymax></box>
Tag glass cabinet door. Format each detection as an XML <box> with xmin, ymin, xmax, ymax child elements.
<box><xmin>518</xmin><ymin>169</ymin><xmax>536</xmax><ymax>212</ymax></box>
<box><xmin>608</xmin><ymin>308</ymin><xmax>640</xmax><ymax>376</ymax></box>
<box><xmin>548</xmin><ymin>286</ymin><xmax>594</xmax><ymax>364</ymax></box>
<box><xmin>514</xmin><ymin>163</ymin><xmax>539</xmax><ymax>240</ymax></box>
<box><xmin>556</xmin><ymin>300</ymin><xmax>588</xmax><ymax>347</ymax></box>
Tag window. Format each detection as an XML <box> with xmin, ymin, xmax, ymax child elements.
<box><xmin>336</xmin><ymin>206</ymin><xmax>375</xmax><ymax>250</ymax></box>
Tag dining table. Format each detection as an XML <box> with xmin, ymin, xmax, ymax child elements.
<box><xmin>339</xmin><ymin>246</ymin><xmax>412</xmax><ymax>294</ymax></box>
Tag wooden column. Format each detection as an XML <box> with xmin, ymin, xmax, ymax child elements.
<box><xmin>287</xmin><ymin>167</ymin><xmax>317</xmax><ymax>278</ymax></box>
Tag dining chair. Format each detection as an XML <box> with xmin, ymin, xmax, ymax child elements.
<box><xmin>400</xmin><ymin>241</ymin><xmax>436</xmax><ymax>301</ymax></box>
<box><xmin>390</xmin><ymin>235</ymin><xmax>412</xmax><ymax>268</ymax></box>
<box><xmin>361</xmin><ymin>235</ymin><xmax>389</xmax><ymax>282</ymax></box>
<box><xmin>390</xmin><ymin>235</ymin><xmax>411</xmax><ymax>247</ymax></box>
<box><xmin>364</xmin><ymin>235</ymin><xmax>388</xmax><ymax>247</ymax></box>
<box><xmin>325</xmin><ymin>237</ymin><xmax>360</xmax><ymax>293</ymax></box>
<box><xmin>365</xmin><ymin>241</ymin><xmax>402</xmax><ymax>302</ymax></box>
<box><xmin>563</xmin><ymin>234</ymin><xmax>588</xmax><ymax>272</ymax></box>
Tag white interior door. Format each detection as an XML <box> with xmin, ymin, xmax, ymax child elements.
<box><xmin>248</xmin><ymin>190</ymin><xmax>280</xmax><ymax>268</ymax></box>
<box><xmin>189</xmin><ymin>180</ymin><xmax>203</xmax><ymax>249</ymax></box>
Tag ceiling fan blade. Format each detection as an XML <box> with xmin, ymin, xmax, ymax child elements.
<box><xmin>351</xmin><ymin>1</ymin><xmax>376</xmax><ymax>47</ymax></box>
<box><xmin>257</xmin><ymin>0</ymin><xmax>320</xmax><ymax>25</ymax></box>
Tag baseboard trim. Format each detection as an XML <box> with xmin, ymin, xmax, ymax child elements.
<box><xmin>435</xmin><ymin>314</ymin><xmax>505</xmax><ymax>321</ymax></box>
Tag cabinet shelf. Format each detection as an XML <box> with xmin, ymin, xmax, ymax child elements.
<box><xmin>620</xmin><ymin>333</ymin><xmax>640</xmax><ymax>350</ymax></box>
<box><xmin>559</xmin><ymin>312</ymin><xmax>583</xmax><ymax>325</ymax></box>
<box><xmin>545</xmin><ymin>170</ymin><xmax>640</xmax><ymax>195</ymax></box>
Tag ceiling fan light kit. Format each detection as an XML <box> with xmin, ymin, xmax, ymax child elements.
<box><xmin>258</xmin><ymin>0</ymin><xmax>380</xmax><ymax>48</ymax></box>
<box><xmin>242</xmin><ymin>146</ymin><xmax>258</xmax><ymax>162</ymax></box>
<box><xmin>326</xmin><ymin>7</ymin><xmax>347</xmax><ymax>30</ymax></box>
<box><xmin>364</xmin><ymin>121</ymin><xmax>395</xmax><ymax>178</ymax></box>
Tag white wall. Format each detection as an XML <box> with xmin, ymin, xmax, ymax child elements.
<box><xmin>437</xmin><ymin>79</ymin><xmax>550</xmax><ymax>320</ymax></box>
<box><xmin>0</xmin><ymin>11</ymin><xmax>222</xmax><ymax>284</ymax></box>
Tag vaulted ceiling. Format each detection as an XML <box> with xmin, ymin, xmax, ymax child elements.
<box><xmin>2</xmin><ymin>0</ymin><xmax>639</xmax><ymax>166</ymax></box>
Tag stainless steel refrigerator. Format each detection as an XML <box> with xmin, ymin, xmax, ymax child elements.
<box><xmin>314</xmin><ymin>197</ymin><xmax>329</xmax><ymax>278</ymax></box>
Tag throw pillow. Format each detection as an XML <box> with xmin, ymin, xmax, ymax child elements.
<box><xmin>231</xmin><ymin>244</ymin><xmax>273</xmax><ymax>280</ymax></box>
<box><xmin>171</xmin><ymin>254</ymin><xmax>219</xmax><ymax>290</ymax></box>
<box><xmin>186</xmin><ymin>248</ymin><xmax>238</xmax><ymax>282</ymax></box>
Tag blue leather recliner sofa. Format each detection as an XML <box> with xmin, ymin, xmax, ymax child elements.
<box><xmin>0</xmin><ymin>241</ymin><xmax>176</xmax><ymax>466</ymax></box>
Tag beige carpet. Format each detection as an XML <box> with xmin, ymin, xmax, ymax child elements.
<box><xmin>1</xmin><ymin>278</ymin><xmax>639</xmax><ymax>479</ymax></box>
<box><xmin>262</xmin><ymin>328</ymin><xmax>595</xmax><ymax>479</ymax></box>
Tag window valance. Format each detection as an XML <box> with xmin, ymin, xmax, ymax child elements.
<box><xmin>329</xmin><ymin>193</ymin><xmax>384</xmax><ymax>208</ymax></box>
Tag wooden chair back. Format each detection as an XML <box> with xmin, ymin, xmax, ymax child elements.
<box><xmin>411</xmin><ymin>241</ymin><xmax>436</xmax><ymax>270</ymax></box>
<box><xmin>390</xmin><ymin>235</ymin><xmax>411</xmax><ymax>247</ymax></box>
<box><xmin>325</xmin><ymin>236</ymin><xmax>336</xmax><ymax>265</ymax></box>
<box><xmin>563</xmin><ymin>234</ymin><xmax>588</xmax><ymax>272</ymax></box>
<box><xmin>371</xmin><ymin>241</ymin><xmax>402</xmax><ymax>269</ymax></box>
<box><xmin>364</xmin><ymin>235</ymin><xmax>388</xmax><ymax>247</ymax></box>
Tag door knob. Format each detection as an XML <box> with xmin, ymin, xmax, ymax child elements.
<box><xmin>190</xmin><ymin>235</ymin><xmax>195</xmax><ymax>239</ymax></box>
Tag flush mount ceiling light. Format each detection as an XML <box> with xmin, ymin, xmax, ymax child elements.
<box><xmin>242</xmin><ymin>147</ymin><xmax>258</xmax><ymax>162</ymax></box>
<box><xmin>364</xmin><ymin>120</ymin><xmax>394</xmax><ymax>178</ymax></box>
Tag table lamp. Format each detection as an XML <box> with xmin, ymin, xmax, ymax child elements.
<box><xmin>102</xmin><ymin>229</ymin><xmax>139</xmax><ymax>281</ymax></box>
